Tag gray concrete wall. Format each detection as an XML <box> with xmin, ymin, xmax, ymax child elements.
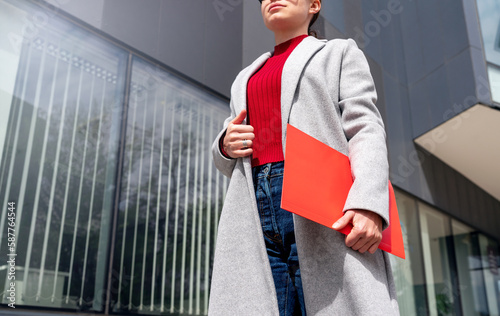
<box><xmin>48</xmin><ymin>0</ymin><xmax>244</xmax><ymax>97</ymax></box>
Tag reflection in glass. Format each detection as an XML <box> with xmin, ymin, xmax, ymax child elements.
<box><xmin>451</xmin><ymin>220</ymin><xmax>487</xmax><ymax>315</ymax></box>
<box><xmin>111</xmin><ymin>57</ymin><xmax>228</xmax><ymax>315</ymax></box>
<box><xmin>419</xmin><ymin>204</ymin><xmax>456</xmax><ymax>316</ymax></box>
<box><xmin>476</xmin><ymin>0</ymin><xmax>500</xmax><ymax>65</ymax></box>
<box><xmin>0</xmin><ymin>0</ymin><xmax>126</xmax><ymax>310</ymax></box>
<box><xmin>390</xmin><ymin>190</ymin><xmax>428</xmax><ymax>316</ymax></box>
<box><xmin>479</xmin><ymin>234</ymin><xmax>500</xmax><ymax>315</ymax></box>
<box><xmin>488</xmin><ymin>64</ymin><xmax>500</xmax><ymax>104</ymax></box>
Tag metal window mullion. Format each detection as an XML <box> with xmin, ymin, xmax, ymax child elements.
<box><xmin>53</xmin><ymin>66</ymin><xmax>84</xmax><ymax>302</ymax></box>
<box><xmin>38</xmin><ymin>54</ymin><xmax>73</xmax><ymax>301</ymax></box>
<box><xmin>0</xmin><ymin>43</ymin><xmax>33</xmax><ymax>252</ymax></box>
<box><xmin>140</xmin><ymin>89</ymin><xmax>155</xmax><ymax>311</ymax></box>
<box><xmin>79</xmin><ymin>77</ymin><xmax>108</xmax><ymax>305</ymax></box>
<box><xmin>65</xmin><ymin>71</ymin><xmax>96</xmax><ymax>305</ymax></box>
<box><xmin>204</xmin><ymin>111</ymin><xmax>214</xmax><ymax>313</ymax></box>
<box><xmin>169</xmin><ymin>100</ymin><xmax>184</xmax><ymax>313</ymax></box>
<box><xmin>128</xmin><ymin>88</ymin><xmax>149</xmax><ymax>310</ymax></box>
<box><xmin>179</xmin><ymin>104</ymin><xmax>193</xmax><ymax>313</ymax></box>
<box><xmin>117</xmin><ymin>81</ymin><xmax>140</xmax><ymax>309</ymax></box>
<box><xmin>188</xmin><ymin>108</ymin><xmax>202</xmax><ymax>314</ymax></box>
<box><xmin>160</xmin><ymin>93</ymin><xmax>176</xmax><ymax>313</ymax></box>
<box><xmin>24</xmin><ymin>50</ymin><xmax>60</xmax><ymax>302</ymax></box>
<box><xmin>150</xmin><ymin>88</ymin><xmax>168</xmax><ymax>311</ymax></box>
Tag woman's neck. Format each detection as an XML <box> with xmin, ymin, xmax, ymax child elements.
<box><xmin>274</xmin><ymin>27</ymin><xmax>308</xmax><ymax>45</ymax></box>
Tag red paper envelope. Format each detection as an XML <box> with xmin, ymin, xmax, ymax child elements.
<box><xmin>281</xmin><ymin>124</ymin><xmax>405</xmax><ymax>259</ymax></box>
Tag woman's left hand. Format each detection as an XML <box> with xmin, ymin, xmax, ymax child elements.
<box><xmin>332</xmin><ymin>209</ymin><xmax>383</xmax><ymax>254</ymax></box>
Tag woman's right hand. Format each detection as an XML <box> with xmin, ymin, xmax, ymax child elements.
<box><xmin>223</xmin><ymin>109</ymin><xmax>255</xmax><ymax>158</ymax></box>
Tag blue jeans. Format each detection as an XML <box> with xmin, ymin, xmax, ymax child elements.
<box><xmin>252</xmin><ymin>161</ymin><xmax>306</xmax><ymax>316</ymax></box>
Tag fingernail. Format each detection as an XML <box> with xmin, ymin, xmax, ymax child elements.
<box><xmin>332</xmin><ymin>222</ymin><xmax>339</xmax><ymax>229</ymax></box>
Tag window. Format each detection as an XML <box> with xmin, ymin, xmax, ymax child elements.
<box><xmin>111</xmin><ymin>57</ymin><xmax>228</xmax><ymax>314</ymax></box>
<box><xmin>478</xmin><ymin>234</ymin><xmax>500</xmax><ymax>315</ymax></box>
<box><xmin>390</xmin><ymin>190</ymin><xmax>428</xmax><ymax>315</ymax></box>
<box><xmin>419</xmin><ymin>203</ymin><xmax>456</xmax><ymax>316</ymax></box>
<box><xmin>451</xmin><ymin>220</ymin><xmax>487</xmax><ymax>315</ymax></box>
<box><xmin>476</xmin><ymin>0</ymin><xmax>500</xmax><ymax>103</ymax></box>
<box><xmin>0</xmin><ymin>0</ymin><xmax>229</xmax><ymax>313</ymax></box>
<box><xmin>0</xmin><ymin>0</ymin><xmax>126</xmax><ymax>310</ymax></box>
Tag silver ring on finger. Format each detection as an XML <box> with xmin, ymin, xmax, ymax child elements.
<box><xmin>242</xmin><ymin>139</ymin><xmax>248</xmax><ymax>148</ymax></box>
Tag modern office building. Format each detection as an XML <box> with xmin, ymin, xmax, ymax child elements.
<box><xmin>0</xmin><ymin>0</ymin><xmax>499</xmax><ymax>315</ymax></box>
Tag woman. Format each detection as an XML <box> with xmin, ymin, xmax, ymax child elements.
<box><xmin>210</xmin><ymin>0</ymin><xmax>399</xmax><ymax>315</ymax></box>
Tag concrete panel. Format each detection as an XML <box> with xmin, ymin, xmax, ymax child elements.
<box><xmin>470</xmin><ymin>46</ymin><xmax>492</xmax><ymax>105</ymax></box>
<box><xmin>203</xmin><ymin>0</ymin><xmax>243</xmax><ymax>96</ymax></box>
<box><xmin>157</xmin><ymin>1</ymin><xmax>206</xmax><ymax>87</ymax></box>
<box><xmin>429</xmin><ymin>156</ymin><xmax>450</xmax><ymax>212</ymax></box>
<box><xmin>437</xmin><ymin>0</ymin><xmax>469</xmax><ymax>60</ymax></box>
<box><xmin>462</xmin><ymin>0</ymin><xmax>483</xmax><ymax>50</ymax></box>
<box><xmin>384</xmin><ymin>74</ymin><xmax>408</xmax><ymax>188</ymax></box>
<box><xmin>323</xmin><ymin>18</ymin><xmax>346</xmax><ymax>41</ymax></box>
<box><xmin>443</xmin><ymin>163</ymin><xmax>460</xmax><ymax>215</ymax></box>
<box><xmin>359</xmin><ymin>1</ymin><xmax>382</xmax><ymax>64</ymax></box>
<box><xmin>400</xmin><ymin>19</ymin><xmax>425</xmax><ymax>85</ymax></box>
<box><xmin>446</xmin><ymin>49</ymin><xmax>476</xmax><ymax>113</ymax></box>
<box><xmin>242</xmin><ymin>1</ymin><xmax>274</xmax><ymax>69</ymax></box>
<box><xmin>408</xmin><ymin>79</ymin><xmax>431</xmax><ymax>138</ymax></box>
<box><xmin>343</xmin><ymin>0</ymin><xmax>362</xmax><ymax>42</ymax></box>
<box><xmin>379</xmin><ymin>21</ymin><xmax>397</xmax><ymax>79</ymax></box>
<box><xmin>45</xmin><ymin>0</ymin><xmax>105</xmax><ymax>29</ymax></box>
<box><xmin>101</xmin><ymin>0</ymin><xmax>161</xmax><ymax>59</ymax></box>
<box><xmin>368</xmin><ymin>57</ymin><xmax>386</xmax><ymax>123</ymax></box>
<box><xmin>417</xmin><ymin>0</ymin><xmax>445</xmax><ymax>74</ymax></box>
<box><xmin>321</xmin><ymin>0</ymin><xmax>345</xmax><ymax>34</ymax></box>
<box><xmin>426</xmin><ymin>66</ymin><xmax>451</xmax><ymax>128</ymax></box>
<box><xmin>391</xmin><ymin>15</ymin><xmax>407</xmax><ymax>87</ymax></box>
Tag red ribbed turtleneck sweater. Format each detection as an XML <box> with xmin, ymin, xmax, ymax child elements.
<box><xmin>247</xmin><ymin>34</ymin><xmax>308</xmax><ymax>167</ymax></box>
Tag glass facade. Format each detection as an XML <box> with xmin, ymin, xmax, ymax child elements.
<box><xmin>390</xmin><ymin>191</ymin><xmax>500</xmax><ymax>316</ymax></box>
<box><xmin>0</xmin><ymin>0</ymin><xmax>228</xmax><ymax>313</ymax></box>
<box><xmin>112</xmin><ymin>57</ymin><xmax>228</xmax><ymax>314</ymax></box>
<box><xmin>476</xmin><ymin>0</ymin><xmax>500</xmax><ymax>104</ymax></box>
<box><xmin>0</xmin><ymin>0</ymin><xmax>499</xmax><ymax>315</ymax></box>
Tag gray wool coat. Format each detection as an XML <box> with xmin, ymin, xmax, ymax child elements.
<box><xmin>210</xmin><ymin>36</ymin><xmax>400</xmax><ymax>316</ymax></box>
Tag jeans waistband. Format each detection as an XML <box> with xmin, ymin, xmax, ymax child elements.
<box><xmin>252</xmin><ymin>161</ymin><xmax>285</xmax><ymax>180</ymax></box>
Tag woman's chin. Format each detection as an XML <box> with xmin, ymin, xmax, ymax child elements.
<box><xmin>264</xmin><ymin>19</ymin><xmax>294</xmax><ymax>33</ymax></box>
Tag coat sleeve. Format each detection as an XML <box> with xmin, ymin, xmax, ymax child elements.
<box><xmin>212</xmin><ymin>98</ymin><xmax>237</xmax><ymax>178</ymax></box>
<box><xmin>339</xmin><ymin>38</ymin><xmax>390</xmax><ymax>229</ymax></box>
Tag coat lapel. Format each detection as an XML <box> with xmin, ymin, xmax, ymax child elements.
<box><xmin>280</xmin><ymin>37</ymin><xmax>327</xmax><ymax>147</ymax></box>
<box><xmin>234</xmin><ymin>52</ymin><xmax>272</xmax><ymax>122</ymax></box>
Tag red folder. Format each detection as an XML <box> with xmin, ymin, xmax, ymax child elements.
<box><xmin>281</xmin><ymin>124</ymin><xmax>405</xmax><ymax>259</ymax></box>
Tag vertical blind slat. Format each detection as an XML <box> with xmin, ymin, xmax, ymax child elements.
<box><xmin>53</xmin><ymin>66</ymin><xmax>84</xmax><ymax>302</ymax></box>
<box><xmin>23</xmin><ymin>45</ymin><xmax>57</xmax><ymax>302</ymax></box>
<box><xmin>170</xmin><ymin>101</ymin><xmax>184</xmax><ymax>313</ymax></box>
<box><xmin>0</xmin><ymin>43</ymin><xmax>33</xmax><ymax>253</ymax></box>
<box><xmin>160</xmin><ymin>93</ymin><xmax>176</xmax><ymax>312</ymax></box>
<box><xmin>150</xmin><ymin>89</ymin><xmax>168</xmax><ymax>310</ymax></box>
<box><xmin>79</xmin><ymin>77</ymin><xmax>108</xmax><ymax>305</ymax></box>
<box><xmin>188</xmin><ymin>109</ymin><xmax>202</xmax><ymax>314</ymax></box>
<box><xmin>117</xmin><ymin>80</ymin><xmax>140</xmax><ymax>309</ymax></box>
<box><xmin>179</xmin><ymin>106</ymin><xmax>193</xmax><ymax>313</ymax></box>
<box><xmin>140</xmin><ymin>89</ymin><xmax>156</xmax><ymax>311</ymax></box>
<box><xmin>128</xmin><ymin>89</ymin><xmax>149</xmax><ymax>309</ymax></box>
<box><xmin>66</xmin><ymin>67</ymin><xmax>97</xmax><ymax>305</ymax></box>
<box><xmin>38</xmin><ymin>53</ymin><xmax>73</xmax><ymax>301</ymax></box>
<box><xmin>205</xmin><ymin>112</ymin><xmax>214</xmax><ymax>313</ymax></box>
<box><xmin>195</xmin><ymin>106</ymin><xmax>206</xmax><ymax>315</ymax></box>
